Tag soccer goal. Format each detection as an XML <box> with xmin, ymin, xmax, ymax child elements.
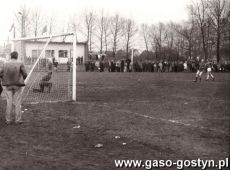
<box><xmin>11</xmin><ymin>33</ymin><xmax>77</xmax><ymax>104</ymax></box>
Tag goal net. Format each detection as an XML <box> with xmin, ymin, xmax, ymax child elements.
<box><xmin>11</xmin><ymin>33</ymin><xmax>78</xmax><ymax>104</ymax></box>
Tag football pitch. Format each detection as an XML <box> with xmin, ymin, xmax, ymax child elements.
<box><xmin>0</xmin><ymin>72</ymin><xmax>229</xmax><ymax>170</ymax></box>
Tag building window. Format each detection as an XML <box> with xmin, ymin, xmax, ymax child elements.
<box><xmin>58</xmin><ymin>50</ymin><xmax>68</xmax><ymax>58</ymax></box>
<box><xmin>45</xmin><ymin>50</ymin><xmax>54</xmax><ymax>58</ymax></box>
<box><xmin>32</xmin><ymin>50</ymin><xmax>42</xmax><ymax>59</ymax></box>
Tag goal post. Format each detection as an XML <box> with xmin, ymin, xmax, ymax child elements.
<box><xmin>10</xmin><ymin>32</ymin><xmax>78</xmax><ymax>104</ymax></box>
<box><xmin>72</xmin><ymin>33</ymin><xmax>77</xmax><ymax>101</ymax></box>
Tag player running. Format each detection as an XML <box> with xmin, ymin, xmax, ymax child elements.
<box><xmin>206</xmin><ymin>61</ymin><xmax>215</xmax><ymax>81</ymax></box>
<box><xmin>193</xmin><ymin>59</ymin><xmax>206</xmax><ymax>83</ymax></box>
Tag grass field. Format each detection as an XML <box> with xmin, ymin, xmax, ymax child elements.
<box><xmin>0</xmin><ymin>72</ymin><xmax>229</xmax><ymax>170</ymax></box>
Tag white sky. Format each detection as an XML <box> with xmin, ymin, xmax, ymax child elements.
<box><xmin>0</xmin><ymin>0</ymin><xmax>191</xmax><ymax>45</ymax></box>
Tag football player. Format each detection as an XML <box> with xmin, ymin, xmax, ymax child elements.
<box><xmin>193</xmin><ymin>59</ymin><xmax>205</xmax><ymax>82</ymax></box>
<box><xmin>206</xmin><ymin>61</ymin><xmax>215</xmax><ymax>81</ymax></box>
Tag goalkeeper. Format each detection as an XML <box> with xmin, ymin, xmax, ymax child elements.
<box><xmin>33</xmin><ymin>72</ymin><xmax>52</xmax><ymax>93</ymax></box>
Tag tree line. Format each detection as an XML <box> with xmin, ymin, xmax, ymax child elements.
<box><xmin>12</xmin><ymin>0</ymin><xmax>230</xmax><ymax>63</ymax></box>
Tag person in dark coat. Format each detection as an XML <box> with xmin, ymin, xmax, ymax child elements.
<box><xmin>0</xmin><ymin>51</ymin><xmax>27</xmax><ymax>124</ymax></box>
<box><xmin>33</xmin><ymin>72</ymin><xmax>52</xmax><ymax>93</ymax></box>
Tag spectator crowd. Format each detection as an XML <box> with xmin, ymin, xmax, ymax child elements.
<box><xmin>84</xmin><ymin>59</ymin><xmax>230</xmax><ymax>73</ymax></box>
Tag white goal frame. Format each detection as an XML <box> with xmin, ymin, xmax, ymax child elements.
<box><xmin>11</xmin><ymin>32</ymin><xmax>77</xmax><ymax>101</ymax></box>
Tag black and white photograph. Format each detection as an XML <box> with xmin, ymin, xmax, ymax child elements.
<box><xmin>0</xmin><ymin>0</ymin><xmax>229</xmax><ymax>169</ymax></box>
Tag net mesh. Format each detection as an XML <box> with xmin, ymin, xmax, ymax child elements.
<box><xmin>14</xmin><ymin>37</ymin><xmax>73</xmax><ymax>104</ymax></box>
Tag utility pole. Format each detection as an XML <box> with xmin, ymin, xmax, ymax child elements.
<box><xmin>18</xmin><ymin>11</ymin><xmax>26</xmax><ymax>62</ymax></box>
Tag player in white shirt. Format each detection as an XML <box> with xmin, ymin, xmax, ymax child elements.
<box><xmin>206</xmin><ymin>62</ymin><xmax>215</xmax><ymax>81</ymax></box>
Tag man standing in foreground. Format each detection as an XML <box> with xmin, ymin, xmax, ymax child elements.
<box><xmin>0</xmin><ymin>51</ymin><xmax>27</xmax><ymax>124</ymax></box>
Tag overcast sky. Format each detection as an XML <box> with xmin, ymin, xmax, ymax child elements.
<box><xmin>0</xmin><ymin>0</ymin><xmax>192</xmax><ymax>45</ymax></box>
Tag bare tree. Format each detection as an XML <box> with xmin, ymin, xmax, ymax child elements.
<box><xmin>30</xmin><ymin>8</ymin><xmax>44</xmax><ymax>37</ymax></box>
<box><xmin>172</xmin><ymin>20</ymin><xmax>195</xmax><ymax>60</ymax></box>
<box><xmin>164</xmin><ymin>23</ymin><xmax>176</xmax><ymax>60</ymax></box>
<box><xmin>123</xmin><ymin>18</ymin><xmax>138</xmax><ymax>59</ymax></box>
<box><xmin>84</xmin><ymin>11</ymin><xmax>95</xmax><ymax>52</ymax></box>
<box><xmin>190</xmin><ymin>0</ymin><xmax>209</xmax><ymax>61</ymax></box>
<box><xmin>141</xmin><ymin>24</ymin><xmax>151</xmax><ymax>53</ymax></box>
<box><xmin>208</xmin><ymin>0</ymin><xmax>228</xmax><ymax>63</ymax></box>
<box><xmin>165</xmin><ymin>23</ymin><xmax>175</xmax><ymax>48</ymax></box>
<box><xmin>103</xmin><ymin>17</ymin><xmax>111</xmax><ymax>53</ymax></box>
<box><xmin>149</xmin><ymin>25</ymin><xmax>158</xmax><ymax>59</ymax></box>
<box><xmin>150</xmin><ymin>23</ymin><xmax>165</xmax><ymax>59</ymax></box>
<box><xmin>95</xmin><ymin>11</ymin><xmax>105</xmax><ymax>53</ymax></box>
<box><xmin>110</xmin><ymin>14</ymin><xmax>124</xmax><ymax>58</ymax></box>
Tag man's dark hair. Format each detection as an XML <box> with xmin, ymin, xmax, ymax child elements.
<box><xmin>11</xmin><ymin>51</ymin><xmax>18</xmax><ymax>59</ymax></box>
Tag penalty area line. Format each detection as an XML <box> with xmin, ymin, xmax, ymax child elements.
<box><xmin>101</xmin><ymin>104</ymin><xmax>230</xmax><ymax>137</ymax></box>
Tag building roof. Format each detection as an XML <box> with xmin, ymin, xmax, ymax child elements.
<box><xmin>24</xmin><ymin>40</ymin><xmax>88</xmax><ymax>46</ymax></box>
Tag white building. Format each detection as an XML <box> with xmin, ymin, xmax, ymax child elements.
<box><xmin>15</xmin><ymin>40</ymin><xmax>88</xmax><ymax>64</ymax></box>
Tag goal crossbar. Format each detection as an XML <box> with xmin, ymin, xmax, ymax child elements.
<box><xmin>11</xmin><ymin>32</ymin><xmax>74</xmax><ymax>41</ymax></box>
